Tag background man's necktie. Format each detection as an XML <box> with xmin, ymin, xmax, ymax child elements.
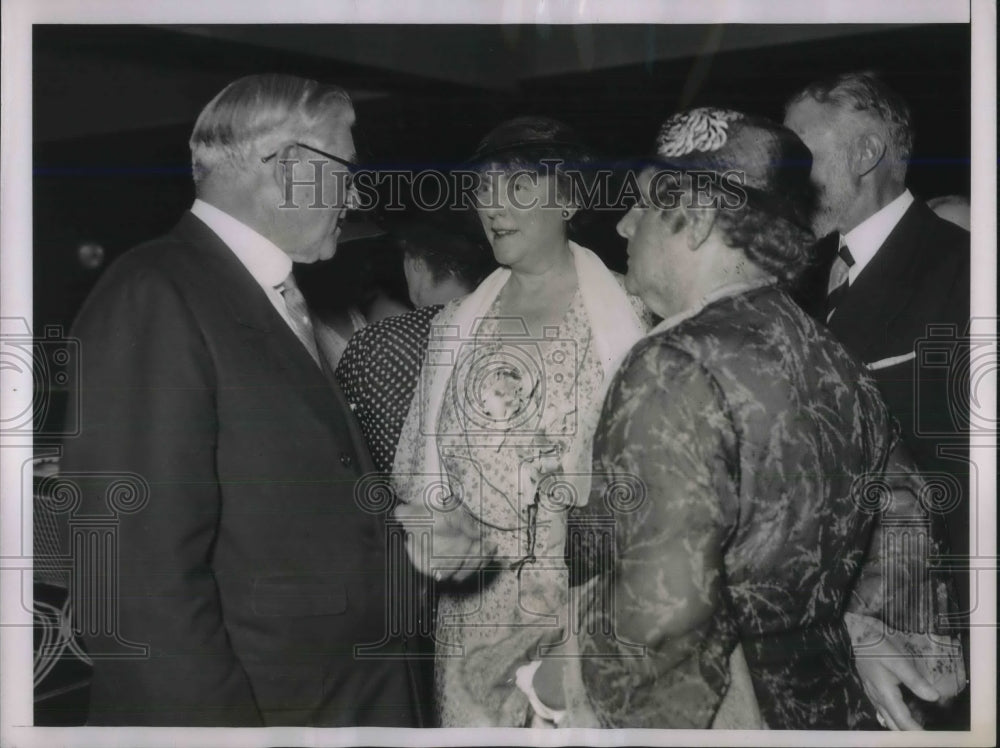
<box><xmin>825</xmin><ymin>243</ymin><xmax>855</xmax><ymax>322</ymax></box>
<box><xmin>275</xmin><ymin>272</ymin><xmax>321</xmax><ymax>366</ymax></box>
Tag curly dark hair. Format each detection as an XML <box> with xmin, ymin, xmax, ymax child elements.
<box><xmin>651</xmin><ymin>172</ymin><xmax>817</xmax><ymax>285</ymax></box>
<box><xmin>714</xmin><ymin>202</ymin><xmax>817</xmax><ymax>284</ymax></box>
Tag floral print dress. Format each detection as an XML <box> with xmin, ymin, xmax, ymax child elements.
<box><xmin>569</xmin><ymin>284</ymin><xmax>955</xmax><ymax>729</ymax></box>
<box><xmin>430</xmin><ymin>288</ymin><xmax>609</xmax><ymax>727</ymax></box>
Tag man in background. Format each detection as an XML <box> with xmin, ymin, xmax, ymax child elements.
<box><xmin>784</xmin><ymin>71</ymin><xmax>970</xmax><ymax>728</ymax></box>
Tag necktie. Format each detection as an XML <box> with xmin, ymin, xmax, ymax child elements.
<box><xmin>825</xmin><ymin>242</ymin><xmax>855</xmax><ymax>322</ymax></box>
<box><xmin>275</xmin><ymin>272</ymin><xmax>321</xmax><ymax>366</ymax></box>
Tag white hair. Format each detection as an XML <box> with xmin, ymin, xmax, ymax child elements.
<box><xmin>787</xmin><ymin>71</ymin><xmax>913</xmax><ymax>183</ymax></box>
<box><xmin>189</xmin><ymin>73</ymin><xmax>353</xmax><ymax>189</ymax></box>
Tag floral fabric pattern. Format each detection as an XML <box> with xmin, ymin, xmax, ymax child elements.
<box><xmin>570</xmin><ymin>285</ymin><xmax>952</xmax><ymax>729</ymax></box>
<box><xmin>431</xmin><ymin>288</ymin><xmax>609</xmax><ymax>727</ymax></box>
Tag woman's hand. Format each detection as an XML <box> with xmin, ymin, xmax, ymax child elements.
<box><xmin>854</xmin><ymin>636</ymin><xmax>941</xmax><ymax>730</ymax></box>
<box><xmin>393</xmin><ymin>500</ymin><xmax>495</xmax><ymax>583</ymax></box>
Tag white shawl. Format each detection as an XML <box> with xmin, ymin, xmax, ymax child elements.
<box><xmin>392</xmin><ymin>240</ymin><xmax>646</xmax><ymax>511</ymax></box>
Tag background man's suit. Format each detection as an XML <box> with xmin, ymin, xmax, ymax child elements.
<box><xmin>795</xmin><ymin>198</ymin><xmax>971</xmax><ymax>620</ymax></box>
<box><xmin>60</xmin><ymin>212</ymin><xmax>416</xmax><ymax>726</ymax></box>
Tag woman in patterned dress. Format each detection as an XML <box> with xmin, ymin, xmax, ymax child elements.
<box><xmin>559</xmin><ymin>108</ymin><xmax>963</xmax><ymax>730</ymax></box>
<box><xmin>391</xmin><ymin>116</ymin><xmax>649</xmax><ymax>726</ymax></box>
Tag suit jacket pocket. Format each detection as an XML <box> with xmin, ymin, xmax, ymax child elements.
<box><xmin>252</xmin><ymin>574</ymin><xmax>348</xmax><ymax>617</ymax></box>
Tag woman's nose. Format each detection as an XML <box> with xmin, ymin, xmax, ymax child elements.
<box><xmin>616</xmin><ymin>209</ymin><xmax>636</xmax><ymax>239</ymax></box>
<box><xmin>478</xmin><ymin>189</ymin><xmax>507</xmax><ymax>216</ymax></box>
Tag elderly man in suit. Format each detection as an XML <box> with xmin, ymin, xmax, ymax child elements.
<box><xmin>60</xmin><ymin>74</ymin><xmax>417</xmax><ymax>727</ymax></box>
<box><xmin>784</xmin><ymin>71</ymin><xmax>970</xmax><ymax>728</ymax></box>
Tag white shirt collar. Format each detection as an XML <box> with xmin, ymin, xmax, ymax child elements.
<box><xmin>190</xmin><ymin>198</ymin><xmax>291</xmax><ymax>289</ymax></box>
<box><xmin>841</xmin><ymin>189</ymin><xmax>914</xmax><ymax>284</ymax></box>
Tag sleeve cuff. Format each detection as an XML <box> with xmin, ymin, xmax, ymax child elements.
<box><xmin>515</xmin><ymin>660</ymin><xmax>566</xmax><ymax>725</ymax></box>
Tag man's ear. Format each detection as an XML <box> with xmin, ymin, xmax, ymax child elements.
<box><xmin>402</xmin><ymin>252</ymin><xmax>424</xmax><ymax>279</ymax></box>
<box><xmin>851</xmin><ymin>132</ymin><xmax>886</xmax><ymax>177</ymax></box>
<box><xmin>268</xmin><ymin>143</ymin><xmax>304</xmax><ymax>194</ymax></box>
<box><xmin>685</xmin><ymin>205</ymin><xmax>716</xmax><ymax>251</ymax></box>
<box><xmin>403</xmin><ymin>253</ymin><xmax>428</xmax><ymax>305</ymax></box>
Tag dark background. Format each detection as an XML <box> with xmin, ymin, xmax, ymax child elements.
<box><xmin>33</xmin><ymin>23</ymin><xmax>972</xmax><ymax>333</ymax></box>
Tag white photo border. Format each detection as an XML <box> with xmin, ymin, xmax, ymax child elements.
<box><xmin>1</xmin><ymin>1</ymin><xmax>994</xmax><ymax>746</ymax></box>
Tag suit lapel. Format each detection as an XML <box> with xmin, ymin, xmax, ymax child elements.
<box><xmin>169</xmin><ymin>212</ymin><xmax>364</xmax><ymax>443</ymax></box>
<box><xmin>172</xmin><ymin>212</ymin><xmax>277</xmax><ymax>333</ymax></box>
<box><xmin>828</xmin><ymin>202</ymin><xmax>926</xmax><ymax>362</ymax></box>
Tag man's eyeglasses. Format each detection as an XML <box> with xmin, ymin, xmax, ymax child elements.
<box><xmin>261</xmin><ymin>142</ymin><xmax>358</xmax><ymax>186</ymax></box>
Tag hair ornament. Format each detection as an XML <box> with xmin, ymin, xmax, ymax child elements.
<box><xmin>656</xmin><ymin>108</ymin><xmax>744</xmax><ymax>158</ymax></box>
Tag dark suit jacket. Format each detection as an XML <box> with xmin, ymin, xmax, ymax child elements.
<box><xmin>794</xmin><ymin>200</ymin><xmax>971</xmax><ymax>608</ymax></box>
<box><xmin>60</xmin><ymin>212</ymin><xmax>417</xmax><ymax>726</ymax></box>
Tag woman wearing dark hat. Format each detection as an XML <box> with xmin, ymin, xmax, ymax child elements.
<box><xmin>391</xmin><ymin>116</ymin><xmax>649</xmax><ymax>726</ymax></box>
<box><xmin>558</xmin><ymin>108</ymin><xmax>962</xmax><ymax>729</ymax></box>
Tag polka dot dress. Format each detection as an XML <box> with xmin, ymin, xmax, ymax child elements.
<box><xmin>334</xmin><ymin>305</ymin><xmax>443</xmax><ymax>473</ymax></box>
